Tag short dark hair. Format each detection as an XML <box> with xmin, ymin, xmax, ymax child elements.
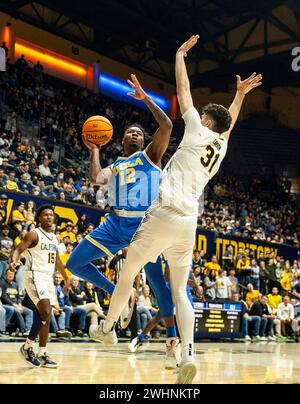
<box><xmin>1</xmin><ymin>224</ymin><xmax>10</xmax><ymax>231</ymax></box>
<box><xmin>202</xmin><ymin>103</ymin><xmax>232</xmax><ymax>134</ymax></box>
<box><xmin>35</xmin><ymin>204</ymin><xmax>55</xmax><ymax>223</ymax></box>
<box><xmin>123</xmin><ymin>123</ymin><xmax>147</xmax><ymax>138</ymax></box>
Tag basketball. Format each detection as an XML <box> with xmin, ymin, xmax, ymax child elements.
<box><xmin>82</xmin><ymin>116</ymin><xmax>113</xmax><ymax>146</ymax></box>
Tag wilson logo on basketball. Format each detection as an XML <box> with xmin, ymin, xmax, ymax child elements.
<box><xmin>82</xmin><ymin>115</ymin><xmax>113</xmax><ymax>146</ymax></box>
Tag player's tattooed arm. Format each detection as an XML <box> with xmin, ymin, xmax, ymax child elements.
<box><xmin>127</xmin><ymin>74</ymin><xmax>172</xmax><ymax>165</ymax></box>
<box><xmin>222</xmin><ymin>73</ymin><xmax>262</xmax><ymax>141</ymax></box>
<box><xmin>9</xmin><ymin>231</ymin><xmax>38</xmax><ymax>271</ymax></box>
<box><xmin>176</xmin><ymin>35</ymin><xmax>199</xmax><ymax>115</ymax></box>
<box><xmin>82</xmin><ymin>138</ymin><xmax>111</xmax><ymax>185</ymax></box>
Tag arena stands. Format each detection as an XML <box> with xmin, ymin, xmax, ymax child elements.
<box><xmin>0</xmin><ymin>57</ymin><xmax>300</xmax><ymax>342</ymax></box>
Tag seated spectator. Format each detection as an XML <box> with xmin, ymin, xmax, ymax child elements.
<box><xmin>18</xmin><ymin>173</ymin><xmax>32</xmax><ymax>194</ymax></box>
<box><xmin>292</xmin><ymin>276</ymin><xmax>300</xmax><ymax>302</ymax></box>
<box><xmin>77</xmin><ymin>214</ymin><xmax>88</xmax><ymax>234</ymax></box>
<box><xmin>38</xmin><ymin>158</ymin><xmax>52</xmax><ymax>179</ymax></box>
<box><xmin>205</xmin><ymin>255</ymin><xmax>221</xmax><ymax>277</ymax></box>
<box><xmin>0</xmin><ymin>269</ymin><xmax>33</xmax><ymax>335</ymax></box>
<box><xmin>24</xmin><ymin>200</ymin><xmax>36</xmax><ymax>225</ymax></box>
<box><xmin>0</xmin><ymin>171</ymin><xmax>7</xmax><ymax>189</ymax></box>
<box><xmin>60</xmin><ymin>222</ymin><xmax>76</xmax><ymax>243</ymax></box>
<box><xmin>266</xmin><ymin>295</ymin><xmax>283</xmax><ymax>339</ymax></box>
<box><xmin>51</xmin><ymin>273</ymin><xmax>72</xmax><ymax>338</ymax></box>
<box><xmin>59</xmin><ymin>243</ymin><xmax>74</xmax><ymax>266</ymax></box>
<box><xmin>215</xmin><ymin>270</ymin><xmax>232</xmax><ymax>300</ymax></box>
<box><xmin>73</xmin><ymin>233</ymin><xmax>83</xmax><ymax>249</ymax></box>
<box><xmin>9</xmin><ymin>220</ymin><xmax>22</xmax><ymax>241</ymax></box>
<box><xmin>267</xmin><ymin>287</ymin><xmax>283</xmax><ymax>315</ymax></box>
<box><xmin>203</xmin><ymin>269</ymin><xmax>217</xmax><ymax>300</ymax></box>
<box><xmin>248</xmin><ymin>299</ymin><xmax>267</xmax><ymax>341</ymax></box>
<box><xmin>0</xmin><ymin>195</ymin><xmax>7</xmax><ymax>222</ymax></box>
<box><xmin>52</xmin><ymin>272</ymin><xmax>87</xmax><ymax>337</ymax></box>
<box><xmin>0</xmin><ymin>296</ymin><xmax>14</xmax><ymax>337</ymax></box>
<box><xmin>245</xmin><ymin>283</ymin><xmax>260</xmax><ymax>305</ymax></box>
<box><xmin>0</xmin><ymin>225</ymin><xmax>14</xmax><ymax>279</ymax></box>
<box><xmin>192</xmin><ymin>266</ymin><xmax>204</xmax><ymax>287</ymax></box>
<box><xmin>277</xmin><ymin>296</ymin><xmax>294</xmax><ymax>337</ymax></box>
<box><xmin>81</xmin><ymin>282</ymin><xmax>106</xmax><ymax>322</ymax></box>
<box><xmin>68</xmin><ymin>276</ymin><xmax>103</xmax><ymax>334</ymax></box>
<box><xmin>83</xmin><ymin>223</ymin><xmax>94</xmax><ymax>236</ymax></box>
<box><xmin>12</xmin><ymin>202</ymin><xmax>26</xmax><ymax>224</ymax></box>
<box><xmin>292</xmin><ymin>304</ymin><xmax>300</xmax><ymax>342</ymax></box>
<box><xmin>259</xmin><ymin>295</ymin><xmax>277</xmax><ymax>341</ymax></box>
<box><xmin>237</xmin><ymin>294</ymin><xmax>261</xmax><ymax>342</ymax></box>
<box><xmin>5</xmin><ymin>171</ymin><xmax>18</xmax><ymax>191</ymax></box>
<box><xmin>86</xmin><ymin>187</ymin><xmax>96</xmax><ymax>205</ymax></box>
<box><xmin>137</xmin><ymin>285</ymin><xmax>158</xmax><ymax>331</ymax></box>
<box><xmin>58</xmin><ymin>235</ymin><xmax>70</xmax><ymax>255</ymax></box>
<box><xmin>0</xmin><ymin>303</ymin><xmax>7</xmax><ymax>338</ymax></box>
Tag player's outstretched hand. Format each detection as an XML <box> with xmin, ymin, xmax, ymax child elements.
<box><xmin>236</xmin><ymin>72</ymin><xmax>262</xmax><ymax>95</ymax></box>
<box><xmin>127</xmin><ymin>74</ymin><xmax>148</xmax><ymax>100</ymax></box>
<box><xmin>177</xmin><ymin>35</ymin><xmax>200</xmax><ymax>57</ymax></box>
<box><xmin>82</xmin><ymin>137</ymin><xmax>102</xmax><ymax>151</ymax></box>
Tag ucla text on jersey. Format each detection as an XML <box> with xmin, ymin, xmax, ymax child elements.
<box><xmin>109</xmin><ymin>151</ymin><xmax>161</xmax><ymax>212</ymax></box>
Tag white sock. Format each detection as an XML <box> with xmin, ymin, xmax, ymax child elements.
<box><xmin>24</xmin><ymin>338</ymin><xmax>34</xmax><ymax>350</ymax></box>
<box><xmin>169</xmin><ymin>265</ymin><xmax>195</xmax><ymax>362</ymax></box>
<box><xmin>103</xmin><ymin>248</ymin><xmax>146</xmax><ymax>334</ymax></box>
<box><xmin>38</xmin><ymin>347</ymin><xmax>47</xmax><ymax>357</ymax></box>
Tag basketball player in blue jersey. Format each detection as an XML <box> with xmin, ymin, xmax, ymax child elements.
<box><xmin>67</xmin><ymin>74</ymin><xmax>179</xmax><ymax>368</ymax></box>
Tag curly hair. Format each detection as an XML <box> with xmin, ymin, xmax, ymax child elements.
<box><xmin>35</xmin><ymin>204</ymin><xmax>55</xmax><ymax>224</ymax></box>
<box><xmin>202</xmin><ymin>103</ymin><xmax>232</xmax><ymax>134</ymax></box>
<box><xmin>123</xmin><ymin>123</ymin><xmax>148</xmax><ymax>139</ymax></box>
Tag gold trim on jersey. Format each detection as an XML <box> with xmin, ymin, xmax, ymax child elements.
<box><xmin>85</xmin><ymin>235</ymin><xmax>114</xmax><ymax>258</ymax></box>
<box><xmin>37</xmin><ymin>227</ymin><xmax>55</xmax><ymax>242</ymax></box>
<box><xmin>142</xmin><ymin>151</ymin><xmax>162</xmax><ymax>172</ymax></box>
<box><xmin>115</xmin><ymin>151</ymin><xmax>142</xmax><ymax>161</ymax></box>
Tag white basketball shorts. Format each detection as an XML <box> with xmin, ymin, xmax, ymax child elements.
<box><xmin>130</xmin><ymin>200</ymin><xmax>198</xmax><ymax>268</ymax></box>
<box><xmin>24</xmin><ymin>271</ymin><xmax>56</xmax><ymax>307</ymax></box>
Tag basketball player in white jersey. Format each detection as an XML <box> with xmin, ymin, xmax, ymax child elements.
<box><xmin>91</xmin><ymin>35</ymin><xmax>262</xmax><ymax>383</ymax></box>
<box><xmin>10</xmin><ymin>205</ymin><xmax>70</xmax><ymax>368</ymax></box>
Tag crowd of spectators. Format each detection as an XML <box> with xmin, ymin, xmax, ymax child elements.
<box><xmin>200</xmin><ymin>175</ymin><xmax>300</xmax><ymax>247</ymax></box>
<box><xmin>0</xmin><ymin>55</ymin><xmax>300</xmax><ymax>341</ymax></box>
<box><xmin>0</xmin><ymin>54</ymin><xmax>156</xmax><ymax>165</ymax></box>
<box><xmin>0</xmin><ymin>57</ymin><xmax>299</xmax><ymax>247</ymax></box>
<box><xmin>190</xmin><ymin>248</ymin><xmax>300</xmax><ymax>341</ymax></box>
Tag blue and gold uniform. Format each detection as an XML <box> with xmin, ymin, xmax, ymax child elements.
<box><xmin>67</xmin><ymin>150</ymin><xmax>175</xmax><ymax>324</ymax></box>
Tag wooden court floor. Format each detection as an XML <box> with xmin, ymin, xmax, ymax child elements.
<box><xmin>0</xmin><ymin>340</ymin><xmax>300</xmax><ymax>384</ymax></box>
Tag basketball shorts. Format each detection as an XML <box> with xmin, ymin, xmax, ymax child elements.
<box><xmin>24</xmin><ymin>271</ymin><xmax>56</xmax><ymax>306</ymax></box>
<box><xmin>85</xmin><ymin>213</ymin><xmax>143</xmax><ymax>257</ymax></box>
<box><xmin>130</xmin><ymin>201</ymin><xmax>198</xmax><ymax>268</ymax></box>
